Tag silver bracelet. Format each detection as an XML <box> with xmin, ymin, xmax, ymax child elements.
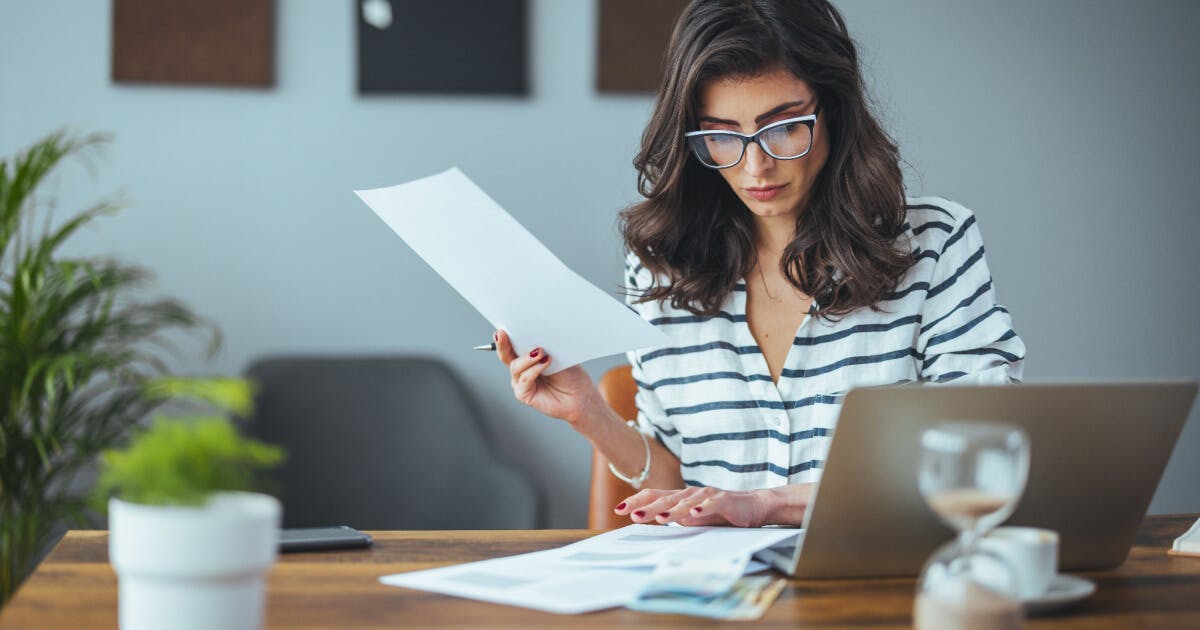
<box><xmin>608</xmin><ymin>420</ymin><xmax>651</xmax><ymax>489</ymax></box>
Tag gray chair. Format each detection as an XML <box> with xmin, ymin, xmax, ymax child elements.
<box><xmin>242</xmin><ymin>356</ymin><xmax>539</xmax><ymax>529</ymax></box>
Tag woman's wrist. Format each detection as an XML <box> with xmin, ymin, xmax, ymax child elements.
<box><xmin>761</xmin><ymin>484</ymin><xmax>814</xmax><ymax>527</ymax></box>
<box><xmin>563</xmin><ymin>389</ymin><xmax>615</xmax><ymax>431</ymax></box>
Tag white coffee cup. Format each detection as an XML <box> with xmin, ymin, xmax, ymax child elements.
<box><xmin>980</xmin><ymin>526</ymin><xmax>1059</xmax><ymax>599</ymax></box>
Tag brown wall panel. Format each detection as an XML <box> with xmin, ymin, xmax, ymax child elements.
<box><xmin>112</xmin><ymin>0</ymin><xmax>275</xmax><ymax>87</ymax></box>
<box><xmin>597</xmin><ymin>0</ymin><xmax>688</xmax><ymax>93</ymax></box>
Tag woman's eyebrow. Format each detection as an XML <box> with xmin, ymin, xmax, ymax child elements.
<box><xmin>698</xmin><ymin>115</ymin><xmax>740</xmax><ymax>126</ymax></box>
<box><xmin>754</xmin><ymin>100</ymin><xmax>808</xmax><ymax>124</ymax></box>
<box><xmin>698</xmin><ymin>100</ymin><xmax>809</xmax><ymax>128</ymax></box>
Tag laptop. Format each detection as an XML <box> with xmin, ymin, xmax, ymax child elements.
<box><xmin>755</xmin><ymin>381</ymin><xmax>1197</xmax><ymax>578</ymax></box>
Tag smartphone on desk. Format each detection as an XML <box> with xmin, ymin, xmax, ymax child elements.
<box><xmin>279</xmin><ymin>526</ymin><xmax>373</xmax><ymax>552</ymax></box>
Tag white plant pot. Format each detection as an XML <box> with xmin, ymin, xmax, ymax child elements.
<box><xmin>109</xmin><ymin>492</ymin><xmax>281</xmax><ymax>630</ymax></box>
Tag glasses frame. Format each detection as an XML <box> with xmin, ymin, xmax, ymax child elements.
<box><xmin>684</xmin><ymin>112</ymin><xmax>819</xmax><ymax>170</ymax></box>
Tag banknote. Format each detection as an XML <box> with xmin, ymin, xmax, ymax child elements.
<box><xmin>628</xmin><ymin>574</ymin><xmax>787</xmax><ymax>620</ymax></box>
<box><xmin>638</xmin><ymin>554</ymin><xmax>750</xmax><ymax>598</ymax></box>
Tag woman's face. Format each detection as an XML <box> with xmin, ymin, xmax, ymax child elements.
<box><xmin>695</xmin><ymin>66</ymin><xmax>829</xmax><ymax>223</ymax></box>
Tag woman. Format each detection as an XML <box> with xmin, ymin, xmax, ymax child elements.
<box><xmin>495</xmin><ymin>0</ymin><xmax>1024</xmax><ymax>527</ymax></box>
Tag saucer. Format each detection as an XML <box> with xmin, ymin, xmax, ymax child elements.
<box><xmin>1022</xmin><ymin>574</ymin><xmax>1096</xmax><ymax>615</ymax></box>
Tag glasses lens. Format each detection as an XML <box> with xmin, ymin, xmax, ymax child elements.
<box><xmin>688</xmin><ymin>134</ymin><xmax>743</xmax><ymax>168</ymax></box>
<box><xmin>761</xmin><ymin>121</ymin><xmax>813</xmax><ymax>159</ymax></box>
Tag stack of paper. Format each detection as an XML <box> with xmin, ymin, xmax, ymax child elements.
<box><xmin>1170</xmin><ymin>516</ymin><xmax>1200</xmax><ymax>557</ymax></box>
<box><xmin>379</xmin><ymin>524</ymin><xmax>801</xmax><ymax>615</ymax></box>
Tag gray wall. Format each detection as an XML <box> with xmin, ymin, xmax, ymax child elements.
<box><xmin>1</xmin><ymin>1</ymin><xmax>1196</xmax><ymax>527</ymax></box>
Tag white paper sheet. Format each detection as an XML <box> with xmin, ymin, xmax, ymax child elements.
<box><xmin>355</xmin><ymin>168</ymin><xmax>669</xmax><ymax>373</ymax></box>
<box><xmin>379</xmin><ymin>524</ymin><xmax>800</xmax><ymax>614</ymax></box>
<box><xmin>380</xmin><ymin>549</ymin><xmax>652</xmax><ymax>615</ymax></box>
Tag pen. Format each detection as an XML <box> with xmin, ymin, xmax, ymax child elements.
<box><xmin>473</xmin><ymin>343</ymin><xmax>497</xmax><ymax>351</ymax></box>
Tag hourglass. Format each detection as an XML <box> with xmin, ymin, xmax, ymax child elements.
<box><xmin>914</xmin><ymin>421</ymin><xmax>1031</xmax><ymax>630</ymax></box>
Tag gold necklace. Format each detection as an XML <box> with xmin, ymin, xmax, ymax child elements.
<box><xmin>756</xmin><ymin>256</ymin><xmax>783</xmax><ymax>304</ymax></box>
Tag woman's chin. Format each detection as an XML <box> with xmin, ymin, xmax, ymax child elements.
<box><xmin>742</xmin><ymin>197</ymin><xmax>801</xmax><ymax>220</ymax></box>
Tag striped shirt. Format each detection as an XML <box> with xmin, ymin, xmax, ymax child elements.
<box><xmin>624</xmin><ymin>197</ymin><xmax>1025</xmax><ymax>490</ymax></box>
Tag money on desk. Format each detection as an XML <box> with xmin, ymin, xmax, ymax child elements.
<box><xmin>628</xmin><ymin>574</ymin><xmax>787</xmax><ymax>620</ymax></box>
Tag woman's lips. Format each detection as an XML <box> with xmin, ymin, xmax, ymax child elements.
<box><xmin>745</xmin><ymin>184</ymin><xmax>786</xmax><ymax>201</ymax></box>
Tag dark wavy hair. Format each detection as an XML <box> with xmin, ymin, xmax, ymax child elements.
<box><xmin>620</xmin><ymin>0</ymin><xmax>911</xmax><ymax>319</ymax></box>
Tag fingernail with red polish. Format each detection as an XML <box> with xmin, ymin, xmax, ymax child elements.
<box><xmin>494</xmin><ymin>331</ymin><xmax>499</xmax><ymax>341</ymax></box>
<box><xmin>633</xmin><ymin>510</ymin><xmax>645</xmax><ymax>519</ymax></box>
<box><xmin>530</xmin><ymin>349</ymin><xmax>540</xmax><ymax>358</ymax></box>
<box><xmin>540</xmin><ymin>356</ymin><xmax>549</xmax><ymax>364</ymax></box>
<box><xmin>658</xmin><ymin>512</ymin><xmax>670</xmax><ymax>518</ymax></box>
<box><xmin>692</xmin><ymin>506</ymin><xmax>704</xmax><ymax>514</ymax></box>
<box><xmin>615</xmin><ymin>502</ymin><xmax>627</xmax><ymax>511</ymax></box>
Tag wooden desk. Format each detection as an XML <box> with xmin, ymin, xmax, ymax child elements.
<box><xmin>3</xmin><ymin>515</ymin><xmax>1199</xmax><ymax>628</ymax></box>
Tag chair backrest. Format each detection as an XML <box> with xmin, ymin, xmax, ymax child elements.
<box><xmin>589</xmin><ymin>364</ymin><xmax>639</xmax><ymax>529</ymax></box>
<box><xmin>243</xmin><ymin>356</ymin><xmax>539</xmax><ymax>529</ymax></box>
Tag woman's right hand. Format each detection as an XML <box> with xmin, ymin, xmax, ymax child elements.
<box><xmin>494</xmin><ymin>329</ymin><xmax>604</xmax><ymax>425</ymax></box>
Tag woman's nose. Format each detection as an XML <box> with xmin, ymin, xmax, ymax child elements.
<box><xmin>742</xmin><ymin>141</ymin><xmax>775</xmax><ymax>175</ymax></box>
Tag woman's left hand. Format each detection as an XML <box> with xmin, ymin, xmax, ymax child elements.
<box><xmin>613</xmin><ymin>484</ymin><xmax>815</xmax><ymax>528</ymax></box>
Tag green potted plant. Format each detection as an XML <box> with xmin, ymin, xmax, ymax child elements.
<box><xmin>0</xmin><ymin>131</ymin><xmax>217</xmax><ymax>604</ymax></box>
<box><xmin>96</xmin><ymin>377</ymin><xmax>284</xmax><ymax>630</ymax></box>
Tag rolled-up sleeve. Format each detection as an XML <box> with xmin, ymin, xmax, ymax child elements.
<box><xmin>917</xmin><ymin>207</ymin><xmax>1026</xmax><ymax>384</ymax></box>
<box><xmin>623</xmin><ymin>252</ymin><xmax>683</xmax><ymax>457</ymax></box>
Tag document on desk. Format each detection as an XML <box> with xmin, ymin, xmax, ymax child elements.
<box><xmin>355</xmin><ymin>168</ymin><xmax>668</xmax><ymax>373</ymax></box>
<box><xmin>379</xmin><ymin>524</ymin><xmax>801</xmax><ymax>614</ymax></box>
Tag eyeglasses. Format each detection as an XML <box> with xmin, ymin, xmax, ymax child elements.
<box><xmin>684</xmin><ymin>112</ymin><xmax>818</xmax><ymax>169</ymax></box>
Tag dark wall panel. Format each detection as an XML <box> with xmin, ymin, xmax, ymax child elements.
<box><xmin>357</xmin><ymin>0</ymin><xmax>528</xmax><ymax>95</ymax></box>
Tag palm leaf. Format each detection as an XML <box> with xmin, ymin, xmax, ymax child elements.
<box><xmin>0</xmin><ymin>131</ymin><xmax>215</xmax><ymax>604</ymax></box>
